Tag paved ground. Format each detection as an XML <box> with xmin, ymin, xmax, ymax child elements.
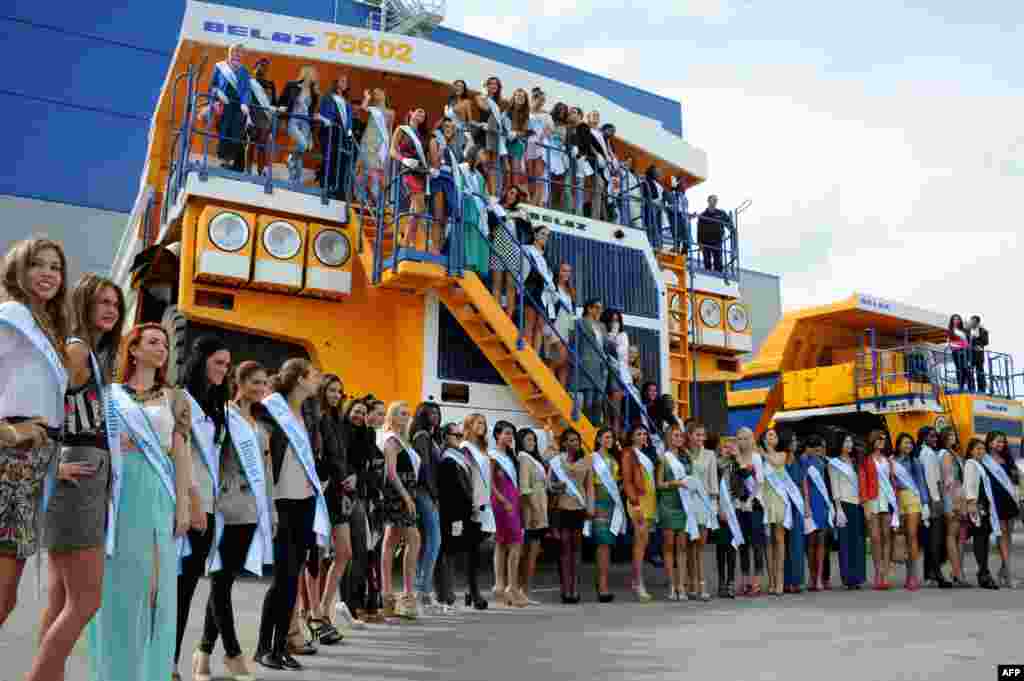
<box><xmin>4</xmin><ymin>545</ymin><xmax>1023</xmax><ymax>681</ymax></box>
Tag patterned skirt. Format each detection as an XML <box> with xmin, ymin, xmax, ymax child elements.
<box><xmin>0</xmin><ymin>441</ymin><xmax>59</xmax><ymax>559</ymax></box>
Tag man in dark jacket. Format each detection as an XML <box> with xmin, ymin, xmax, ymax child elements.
<box><xmin>968</xmin><ymin>315</ymin><xmax>989</xmax><ymax>392</ymax></box>
<box><xmin>697</xmin><ymin>195</ymin><xmax>732</xmax><ymax>273</ymax></box>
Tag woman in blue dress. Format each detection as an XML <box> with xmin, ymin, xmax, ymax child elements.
<box><xmin>801</xmin><ymin>434</ymin><xmax>832</xmax><ymax>591</ymax></box>
<box><xmin>88</xmin><ymin>323</ymin><xmax>192</xmax><ymax>681</ymax></box>
<box><xmin>782</xmin><ymin>431</ymin><xmax>808</xmax><ymax>592</ymax></box>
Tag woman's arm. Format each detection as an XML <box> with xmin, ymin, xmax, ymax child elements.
<box><xmin>383</xmin><ymin>437</ymin><xmax>415</xmax><ymax>515</ymax></box>
<box><xmin>584</xmin><ymin>456</ymin><xmax>596</xmax><ymax>516</ymax></box>
<box><xmin>171</xmin><ymin>388</ymin><xmax>193</xmax><ymax>537</ymax></box>
<box><xmin>802</xmin><ymin>474</ymin><xmax>812</xmax><ymax>517</ymax></box>
<box><xmin>491</xmin><ymin>458</ymin><xmax>512</xmax><ymax>510</ymax></box>
<box><xmin>429</xmin><ymin>137</ymin><xmax>443</xmax><ymax>169</ymax></box>
<box><xmin>389</xmin><ymin>128</ymin><xmax>404</xmax><ymax>162</ymax></box>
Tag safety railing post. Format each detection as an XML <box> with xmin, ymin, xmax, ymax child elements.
<box><xmin>516</xmin><ymin>247</ymin><xmax>525</xmax><ymax>350</ymax></box>
<box><xmin>571</xmin><ymin>319</ymin><xmax>581</xmax><ymax>422</ymax></box>
<box><xmin>321</xmin><ymin>125</ymin><xmax>334</xmax><ymax>206</ymax></box>
<box><xmin>264</xmin><ymin>112</ymin><xmax>277</xmax><ymax>195</ymax></box>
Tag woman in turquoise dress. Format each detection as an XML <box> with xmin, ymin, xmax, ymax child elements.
<box><xmin>88</xmin><ymin>323</ymin><xmax>192</xmax><ymax>681</ymax></box>
<box><xmin>782</xmin><ymin>431</ymin><xmax>808</xmax><ymax>592</ymax></box>
<box><xmin>460</xmin><ymin>147</ymin><xmax>491</xmax><ymax>275</ymax></box>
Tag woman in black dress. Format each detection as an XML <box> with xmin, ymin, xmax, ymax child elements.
<box><xmin>983</xmin><ymin>431</ymin><xmax>1019</xmax><ymax>588</ymax></box>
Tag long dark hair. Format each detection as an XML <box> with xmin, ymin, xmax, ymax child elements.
<box><xmin>893</xmin><ymin>432</ymin><xmax>915</xmax><ymax>458</ymax></box>
<box><xmin>517</xmin><ymin>427</ymin><xmax>544</xmax><ymax>466</ymax></box>
<box><xmin>449</xmin><ymin>79</ymin><xmax>469</xmax><ymax>106</ymax></box>
<box><xmin>69</xmin><ymin>273</ymin><xmax>125</xmax><ymax>379</ymax></box>
<box><xmin>493</xmin><ymin>420</ymin><xmax>516</xmax><ymax>457</ymax></box>
<box><xmin>318</xmin><ymin>373</ymin><xmax>344</xmax><ymax>421</ymax></box>
<box><xmin>916</xmin><ymin>426</ymin><xmax>936</xmax><ymax>451</ymax></box>
<box><xmin>948</xmin><ymin>314</ymin><xmax>964</xmax><ymax>334</ymax></box>
<box><xmin>410</xmin><ymin>401</ymin><xmax>438</xmax><ymax>442</ymax></box>
<box><xmin>180</xmin><ymin>335</ymin><xmax>230</xmax><ymax>443</ymax></box>
<box><xmin>985</xmin><ymin>430</ymin><xmax>1019</xmax><ymax>484</ymax></box>
<box><xmin>559</xmin><ymin>427</ymin><xmax>582</xmax><ymax>459</ymax></box>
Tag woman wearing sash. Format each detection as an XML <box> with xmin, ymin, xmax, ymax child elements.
<box><xmin>436</xmin><ymin>422</ymin><xmax>477</xmax><ymax>608</ymax></box>
<box><xmin>657</xmin><ymin>424</ymin><xmax>692</xmax><ymax>600</ymax></box>
<box><xmin>622</xmin><ymin>426</ymin><xmax>656</xmax><ymax>601</ymax></box>
<box><xmin>506</xmin><ymin>88</ymin><xmax>531</xmax><ymax>189</ymax></box>
<box><xmin>577</xmin><ymin>110</ymin><xmax>610</xmax><ymax>221</ymax></box>
<box><xmin>28</xmin><ymin>273</ymin><xmax>115</xmax><ymax>681</ymax></box>
<box><xmin>590</xmin><ymin>427</ymin><xmax>622</xmax><ymax>603</ymax></box>
<box><xmin>247</xmin><ymin>57</ymin><xmax>278</xmax><ymax>177</ymax></box>
<box><xmin>917</xmin><ymin>426</ymin><xmax>948</xmax><ymax>587</ymax></box>
<box><xmin>486</xmin><ymin>186</ymin><xmax>527</xmax><ymax>320</ymax></box>
<box><xmin>963</xmin><ymin>438</ymin><xmax>999</xmax><ymax>589</ymax></box>
<box><xmin>714</xmin><ymin>438</ymin><xmax>743</xmax><ymax>599</ymax></box>
<box><xmin>89</xmin><ymin>323</ymin><xmax>192</xmax><ymax>681</ymax></box>
<box><xmin>254</xmin><ymin>358</ymin><xmax>327</xmax><ymax>671</ymax></box>
<box><xmin>829</xmin><ymin>433</ymin><xmax>866</xmax><ymax>589</ymax></box>
<box><xmin>526</xmin><ymin>88</ymin><xmax>554</xmax><ymax>205</ymax></box>
<box><xmin>210</xmin><ymin>44</ymin><xmax>252</xmax><ymax>172</ymax></box>
<box><xmin>983</xmin><ymin>431</ymin><xmax>1019</xmax><ymax>588</ymax></box>
<box><xmin>517</xmin><ymin>427</ymin><xmax>553</xmax><ymax>605</ymax></box>
<box><xmin>429</xmin><ymin>117</ymin><xmax>462</xmax><ymax>255</ymax></box>
<box><xmin>490</xmin><ymin>420</ymin><xmax>527</xmax><ymax>607</ymax></box>
<box><xmin>782</xmin><ymin>431</ymin><xmax>809</xmax><ymax>593</ymax></box>
<box><xmin>390</xmin><ymin>108</ymin><xmax>434</xmax><ymax>252</ymax></box>
<box><xmin>379</xmin><ymin>401</ymin><xmax>422</xmax><ymax>619</ymax></box>
<box><xmin>546</xmin><ymin>263</ymin><xmax>577</xmax><ymax>387</ymax></box>
<box><xmin>318</xmin><ymin>75</ymin><xmax>354</xmax><ymax>200</ymax></box>
<box><xmin>938</xmin><ymin>428</ymin><xmax>970</xmax><ymax>587</ymax></box>
<box><xmin>445</xmin><ymin>80</ymin><xmax>475</xmax><ymax>159</ymax></box>
<box><xmin>892</xmin><ymin>432</ymin><xmax>928</xmax><ymax>591</ymax></box>
<box><xmin>801</xmin><ymin>434</ymin><xmax>832</xmax><ymax>592</ymax></box>
<box><xmin>459</xmin><ymin>413</ymin><xmax>494</xmax><ymax>609</ymax></box>
<box><xmin>685</xmin><ymin>423</ymin><xmax>717</xmax><ymax>601</ymax></box>
<box><xmin>358</xmin><ymin>88</ymin><xmax>395</xmax><ymax>204</ymax></box>
<box><xmin>548</xmin><ymin>428</ymin><xmax>592</xmax><ymax>603</ymax></box>
<box><xmin>0</xmin><ymin>238</ymin><xmax>68</xmax><ymax>631</ymax></box>
<box><xmin>759</xmin><ymin>429</ymin><xmax>787</xmax><ymax>596</ymax></box>
<box><xmin>473</xmin><ymin>76</ymin><xmax>509</xmax><ymax>194</ymax></box>
<box><xmin>192</xmin><ymin>361</ymin><xmax>272</xmax><ymax>681</ymax></box>
<box><xmin>860</xmin><ymin>429</ymin><xmax>897</xmax><ymax>590</ymax></box>
<box><xmin>313</xmin><ymin>374</ymin><xmax>354</xmax><ymax>642</ymax></box>
<box><xmin>176</xmin><ymin>336</ymin><xmax>231</xmax><ymax>680</ymax></box>
<box><xmin>459</xmin><ymin>146</ymin><xmax>491</xmax><ymax>275</ymax></box>
<box><xmin>734</xmin><ymin>427</ymin><xmax>765</xmax><ymax>597</ymax></box>
<box><xmin>522</xmin><ymin>225</ymin><xmax>555</xmax><ymax>352</ymax></box>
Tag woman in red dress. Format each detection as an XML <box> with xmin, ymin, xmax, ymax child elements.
<box><xmin>390</xmin><ymin>108</ymin><xmax>433</xmax><ymax>252</ymax></box>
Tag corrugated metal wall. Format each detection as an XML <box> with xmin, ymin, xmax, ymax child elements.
<box><xmin>546</xmin><ymin>233</ymin><xmax>659</xmax><ymax>319</ymax></box>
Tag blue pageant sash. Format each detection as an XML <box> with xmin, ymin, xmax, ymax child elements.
<box><xmin>663</xmin><ymin>450</ymin><xmax>699</xmax><ymax>540</ymax></box>
<box><xmin>398</xmin><ymin>124</ymin><xmax>431</xmax><ymax>194</ymax></box>
<box><xmin>591</xmin><ymin>453</ymin><xmax>625</xmax><ymax>537</ymax></box>
<box><xmin>633</xmin><ymin>448</ymin><xmax>655</xmax><ymax>488</ymax></box>
<box><xmin>184</xmin><ymin>392</ymin><xmax>225</xmax><ymax>576</ymax></box>
<box><xmin>110</xmin><ymin>384</ymin><xmax>191</xmax><ymax>566</ymax></box>
<box><xmin>873</xmin><ymin>458</ymin><xmax>901</xmax><ymax>528</ymax></box>
<box><xmin>461</xmin><ymin>441</ymin><xmax>495</xmax><ymax>532</ymax></box>
<box><xmin>967</xmin><ymin>458</ymin><xmax>1002</xmax><ymax>541</ymax></box>
<box><xmin>490</xmin><ymin>449</ymin><xmax>519</xmax><ymax>489</ymax></box>
<box><xmin>764</xmin><ymin>467</ymin><xmax>805</xmax><ymax>530</ymax></box>
<box><xmin>225</xmin><ymin>405</ymin><xmax>273</xmax><ymax>575</ymax></box>
<box><xmin>892</xmin><ymin>458</ymin><xmax>930</xmax><ymax>527</ymax></box>
<box><xmin>981</xmin><ymin>454</ymin><xmax>1016</xmax><ymax>500</ymax></box>
<box><xmin>719</xmin><ymin>476</ymin><xmax>744</xmax><ymax>549</ymax></box>
<box><xmin>442</xmin><ymin>449</ymin><xmax>471</xmax><ymax>475</ymax></box>
<box><xmin>0</xmin><ymin>301</ymin><xmax>68</xmax><ymax>402</ymax></box>
<box><xmin>689</xmin><ymin>473</ymin><xmax>720</xmax><ymax>531</ymax></box>
<box><xmin>804</xmin><ymin>461</ymin><xmax>835</xmax><ymax>528</ymax></box>
<box><xmin>484</xmin><ymin>96</ymin><xmax>508</xmax><ymax>156</ymax></box>
<box><xmin>261</xmin><ymin>394</ymin><xmax>330</xmax><ymax>547</ymax></box>
<box><xmin>828</xmin><ymin>458</ymin><xmax>859</xmax><ymax>498</ymax></box>
<box><xmin>66</xmin><ymin>338</ymin><xmax>123</xmax><ymax>557</ymax></box>
<box><xmin>367</xmin><ymin>106</ymin><xmax>390</xmax><ymax>166</ymax></box>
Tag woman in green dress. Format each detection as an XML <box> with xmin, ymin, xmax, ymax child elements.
<box><xmin>459</xmin><ymin>147</ymin><xmax>491</xmax><ymax>275</ymax></box>
<box><xmin>657</xmin><ymin>423</ymin><xmax>693</xmax><ymax>600</ymax></box>
<box><xmin>590</xmin><ymin>427</ymin><xmax>624</xmax><ymax>603</ymax></box>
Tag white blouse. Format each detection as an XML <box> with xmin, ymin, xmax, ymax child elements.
<box><xmin>0</xmin><ymin>325</ymin><xmax>63</xmax><ymax>428</ymax></box>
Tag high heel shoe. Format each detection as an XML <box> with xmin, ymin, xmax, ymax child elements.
<box><xmin>223</xmin><ymin>654</ymin><xmax>255</xmax><ymax>681</ymax></box>
<box><xmin>191</xmin><ymin>650</ymin><xmax>212</xmax><ymax>681</ymax></box>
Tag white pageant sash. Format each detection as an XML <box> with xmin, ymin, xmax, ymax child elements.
<box><xmin>633</xmin><ymin>448</ymin><xmax>655</xmax><ymax>485</ymax></box>
<box><xmin>262</xmin><ymin>393</ymin><xmax>330</xmax><ymax>547</ymax></box>
<box><xmin>688</xmin><ymin>474</ymin><xmax>720</xmax><ymax>531</ymax></box>
<box><xmin>663</xmin><ymin>451</ymin><xmax>699</xmax><ymax>540</ymax></box>
<box><xmin>110</xmin><ymin>384</ymin><xmax>191</xmax><ymax>566</ymax></box>
<box><xmin>873</xmin><ymin>458</ymin><xmax>901</xmax><ymax>529</ymax></box>
<box><xmin>185</xmin><ymin>392</ymin><xmax>225</xmax><ymax>575</ymax></box>
<box><xmin>828</xmin><ymin>457</ymin><xmax>859</xmax><ymax>498</ymax></box>
<box><xmin>591</xmin><ymin>453</ymin><xmax>625</xmax><ymax>537</ymax></box>
<box><xmin>719</xmin><ymin>476</ymin><xmax>745</xmax><ymax>549</ymax></box>
<box><xmin>461</xmin><ymin>440</ymin><xmax>495</xmax><ymax>532</ymax></box>
<box><xmin>892</xmin><ymin>458</ymin><xmax>930</xmax><ymax>526</ymax></box>
<box><xmin>0</xmin><ymin>301</ymin><xmax>68</xmax><ymax>412</ymax></box>
<box><xmin>485</xmin><ymin>96</ymin><xmax>508</xmax><ymax>156</ymax></box>
<box><xmin>764</xmin><ymin>467</ymin><xmax>803</xmax><ymax>530</ymax></box>
<box><xmin>442</xmin><ymin>449</ymin><xmax>471</xmax><ymax>476</ymax></box>
<box><xmin>967</xmin><ymin>458</ymin><xmax>1002</xmax><ymax>541</ymax></box>
<box><xmin>331</xmin><ymin>94</ymin><xmax>349</xmax><ymax>129</ymax></box>
<box><xmin>226</xmin><ymin>405</ymin><xmax>273</xmax><ymax>575</ymax></box>
<box><xmin>521</xmin><ymin>453</ymin><xmax>547</xmax><ymax>487</ymax></box>
<box><xmin>367</xmin><ymin>106</ymin><xmax>390</xmax><ymax>166</ymax></box>
<box><xmin>981</xmin><ymin>454</ymin><xmax>1016</xmax><ymax>500</ymax></box>
<box><xmin>804</xmin><ymin>461</ymin><xmax>835</xmax><ymax>528</ymax></box>
<box><xmin>214</xmin><ymin>60</ymin><xmax>239</xmax><ymax>96</ymax></box>
<box><xmin>398</xmin><ymin>124</ymin><xmax>431</xmax><ymax>193</ymax></box>
<box><xmin>249</xmin><ymin>77</ymin><xmax>271</xmax><ymax>110</ymax></box>
<box><xmin>490</xmin><ymin>449</ymin><xmax>518</xmax><ymax>489</ymax></box>
<box><xmin>549</xmin><ymin>453</ymin><xmax>586</xmax><ymax>508</ymax></box>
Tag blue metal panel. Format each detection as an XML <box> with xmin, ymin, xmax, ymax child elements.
<box><xmin>728</xmin><ymin>406</ymin><xmax>763</xmax><ymax>435</ymax></box>
<box><xmin>437</xmin><ymin>305</ymin><xmax>504</xmax><ymax>386</ymax></box>
<box><xmin>1</xmin><ymin>93</ymin><xmax>149</xmax><ymax>213</ymax></box>
<box><xmin>545</xmin><ymin>233</ymin><xmax>658</xmax><ymax>320</ymax></box>
<box><xmin>730</xmin><ymin>374</ymin><xmax>779</xmax><ymax>392</ymax></box>
<box><xmin>973</xmin><ymin>416</ymin><xmax>1023</xmax><ymax>438</ymax></box>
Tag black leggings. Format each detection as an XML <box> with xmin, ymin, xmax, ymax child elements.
<box><xmin>339</xmin><ymin>499</ymin><xmax>370</xmax><ymax>612</ymax></box>
<box><xmin>972</xmin><ymin>513</ymin><xmax>993</xmax><ymax>578</ymax></box>
<box><xmin>716</xmin><ymin>544</ymin><xmax>736</xmax><ymax>586</ymax></box>
<box><xmin>199</xmin><ymin>523</ymin><xmax>257</xmax><ymax>658</ymax></box>
<box><xmin>176</xmin><ymin>513</ymin><xmax>214</xmax><ymax>664</ymax></box>
<box><xmin>438</xmin><ymin>513</ymin><xmax>471</xmax><ymax>603</ymax></box>
<box><xmin>463</xmin><ymin>520</ymin><xmax>486</xmax><ymax>598</ymax></box>
<box><xmin>737</xmin><ymin>506</ymin><xmax>766</xmax><ymax>576</ymax></box>
<box><xmin>258</xmin><ymin>498</ymin><xmax>315</xmax><ymax>655</ymax></box>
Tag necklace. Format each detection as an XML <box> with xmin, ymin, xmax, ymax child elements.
<box><xmin>124</xmin><ymin>383</ymin><xmax>163</xmax><ymax>404</ymax></box>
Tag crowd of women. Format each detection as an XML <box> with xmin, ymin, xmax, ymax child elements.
<box><xmin>3</xmin><ymin>235</ymin><xmax>1022</xmax><ymax>681</ymax></box>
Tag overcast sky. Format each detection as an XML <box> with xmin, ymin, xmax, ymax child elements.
<box><xmin>444</xmin><ymin>0</ymin><xmax>1023</xmax><ymax>377</ymax></box>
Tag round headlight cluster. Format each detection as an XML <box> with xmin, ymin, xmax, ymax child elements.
<box><xmin>263</xmin><ymin>221</ymin><xmax>302</xmax><ymax>260</ymax></box>
<box><xmin>208</xmin><ymin>212</ymin><xmax>249</xmax><ymax>253</ymax></box>
<box><xmin>727</xmin><ymin>304</ymin><xmax>749</xmax><ymax>332</ymax></box>
<box><xmin>314</xmin><ymin>229</ymin><xmax>351</xmax><ymax>267</ymax></box>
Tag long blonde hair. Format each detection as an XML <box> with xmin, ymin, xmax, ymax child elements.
<box><xmin>383</xmin><ymin>401</ymin><xmax>410</xmax><ymax>439</ymax></box>
<box><xmin>69</xmin><ymin>273</ymin><xmax>125</xmax><ymax>380</ymax></box>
